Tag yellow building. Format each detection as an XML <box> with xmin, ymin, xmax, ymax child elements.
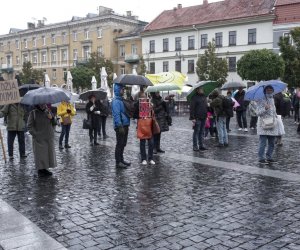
<box><xmin>0</xmin><ymin>7</ymin><xmax>147</xmax><ymax>85</ymax></box>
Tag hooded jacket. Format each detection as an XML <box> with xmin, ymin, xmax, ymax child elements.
<box><xmin>111</xmin><ymin>84</ymin><xmax>130</xmax><ymax>129</ymax></box>
<box><xmin>189</xmin><ymin>92</ymin><xmax>207</xmax><ymax>120</ymax></box>
<box><xmin>57</xmin><ymin>101</ymin><xmax>76</xmax><ymax>124</ymax></box>
<box><xmin>0</xmin><ymin>103</ymin><xmax>26</xmax><ymax>131</ymax></box>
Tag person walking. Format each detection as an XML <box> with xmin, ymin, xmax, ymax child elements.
<box><xmin>235</xmin><ymin>87</ymin><xmax>249</xmax><ymax>132</ymax></box>
<box><xmin>85</xmin><ymin>95</ymin><xmax>101</xmax><ymax>146</ymax></box>
<box><xmin>98</xmin><ymin>98</ymin><xmax>109</xmax><ymax>139</ymax></box>
<box><xmin>112</xmin><ymin>83</ymin><xmax>131</xmax><ymax>168</ymax></box>
<box><xmin>249</xmin><ymin>101</ymin><xmax>258</xmax><ymax>129</ymax></box>
<box><xmin>151</xmin><ymin>92</ymin><xmax>169</xmax><ymax>154</ymax></box>
<box><xmin>0</xmin><ymin>103</ymin><xmax>27</xmax><ymax>160</ymax></box>
<box><xmin>27</xmin><ymin>104</ymin><xmax>57</xmax><ymax>176</ymax></box>
<box><xmin>257</xmin><ymin>86</ymin><xmax>279</xmax><ymax>164</ymax></box>
<box><xmin>210</xmin><ymin>89</ymin><xmax>230</xmax><ymax>147</ymax></box>
<box><xmin>189</xmin><ymin>87</ymin><xmax>208</xmax><ymax>151</ymax></box>
<box><xmin>57</xmin><ymin>101</ymin><xmax>76</xmax><ymax>149</ymax></box>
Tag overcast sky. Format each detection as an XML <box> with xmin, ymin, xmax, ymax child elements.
<box><xmin>0</xmin><ymin>0</ymin><xmax>220</xmax><ymax>35</ymax></box>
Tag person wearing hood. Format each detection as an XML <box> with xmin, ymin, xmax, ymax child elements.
<box><xmin>111</xmin><ymin>83</ymin><xmax>131</xmax><ymax>168</ymax></box>
<box><xmin>189</xmin><ymin>87</ymin><xmax>208</xmax><ymax>151</ymax></box>
<box><xmin>210</xmin><ymin>89</ymin><xmax>229</xmax><ymax>147</ymax></box>
<box><xmin>256</xmin><ymin>86</ymin><xmax>279</xmax><ymax>164</ymax></box>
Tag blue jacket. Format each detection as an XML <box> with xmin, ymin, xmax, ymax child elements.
<box><xmin>111</xmin><ymin>84</ymin><xmax>130</xmax><ymax>128</ymax></box>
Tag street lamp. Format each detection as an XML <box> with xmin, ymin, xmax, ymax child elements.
<box><xmin>192</xmin><ymin>25</ymin><xmax>200</xmax><ymax>61</ymax></box>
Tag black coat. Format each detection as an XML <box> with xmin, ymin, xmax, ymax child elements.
<box><xmin>189</xmin><ymin>93</ymin><xmax>207</xmax><ymax>120</ymax></box>
<box><xmin>235</xmin><ymin>90</ymin><xmax>249</xmax><ymax>112</ymax></box>
<box><xmin>85</xmin><ymin>101</ymin><xmax>101</xmax><ymax>129</ymax></box>
<box><xmin>152</xmin><ymin>95</ymin><xmax>169</xmax><ymax>132</ymax></box>
<box><xmin>99</xmin><ymin>99</ymin><xmax>109</xmax><ymax>117</ymax></box>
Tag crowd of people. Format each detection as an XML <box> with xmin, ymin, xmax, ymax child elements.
<box><xmin>1</xmin><ymin>84</ymin><xmax>299</xmax><ymax>175</ymax></box>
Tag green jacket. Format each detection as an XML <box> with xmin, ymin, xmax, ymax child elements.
<box><xmin>210</xmin><ymin>95</ymin><xmax>226</xmax><ymax>117</ymax></box>
<box><xmin>0</xmin><ymin>104</ymin><xmax>26</xmax><ymax>131</ymax></box>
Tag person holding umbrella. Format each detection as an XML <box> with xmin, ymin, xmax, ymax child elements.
<box><xmin>85</xmin><ymin>95</ymin><xmax>101</xmax><ymax>146</ymax></box>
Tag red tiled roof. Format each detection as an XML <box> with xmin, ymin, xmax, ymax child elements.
<box><xmin>275</xmin><ymin>0</ymin><xmax>300</xmax><ymax>6</ymax></box>
<box><xmin>144</xmin><ymin>0</ymin><xmax>276</xmax><ymax>32</ymax></box>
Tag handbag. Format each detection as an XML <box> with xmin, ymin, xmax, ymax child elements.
<box><xmin>62</xmin><ymin>116</ymin><xmax>72</xmax><ymax>125</ymax></box>
<box><xmin>261</xmin><ymin>116</ymin><xmax>276</xmax><ymax>129</ymax></box>
<box><xmin>152</xmin><ymin>116</ymin><xmax>161</xmax><ymax>135</ymax></box>
<box><xmin>137</xmin><ymin>118</ymin><xmax>152</xmax><ymax>139</ymax></box>
<box><xmin>82</xmin><ymin>118</ymin><xmax>92</xmax><ymax>129</ymax></box>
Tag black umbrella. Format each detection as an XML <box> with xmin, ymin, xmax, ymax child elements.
<box><xmin>113</xmin><ymin>74</ymin><xmax>153</xmax><ymax>86</ymax></box>
<box><xmin>79</xmin><ymin>89</ymin><xmax>107</xmax><ymax>101</ymax></box>
<box><xmin>221</xmin><ymin>81</ymin><xmax>247</xmax><ymax>90</ymax></box>
<box><xmin>19</xmin><ymin>83</ymin><xmax>41</xmax><ymax>97</ymax></box>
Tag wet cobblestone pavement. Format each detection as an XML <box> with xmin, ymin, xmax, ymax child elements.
<box><xmin>1</xmin><ymin>112</ymin><xmax>300</xmax><ymax>249</ymax></box>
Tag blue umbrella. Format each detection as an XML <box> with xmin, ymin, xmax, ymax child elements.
<box><xmin>21</xmin><ymin>87</ymin><xmax>70</xmax><ymax>105</ymax></box>
<box><xmin>245</xmin><ymin>80</ymin><xmax>287</xmax><ymax>101</ymax></box>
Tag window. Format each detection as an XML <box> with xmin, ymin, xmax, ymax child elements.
<box><xmin>42</xmin><ymin>36</ymin><xmax>46</xmax><ymax>45</ymax></box>
<box><xmin>188</xmin><ymin>60</ymin><xmax>195</xmax><ymax>73</ymax></box>
<box><xmin>62</xmin><ymin>32</ymin><xmax>66</xmax><ymax>43</ymax></box>
<box><xmin>83</xmin><ymin>46</ymin><xmax>90</xmax><ymax>60</ymax></box>
<box><xmin>120</xmin><ymin>66</ymin><xmax>125</xmax><ymax>75</ymax></box>
<box><xmin>97</xmin><ymin>46</ymin><xmax>103</xmax><ymax>56</ymax></box>
<box><xmin>32</xmin><ymin>53</ymin><xmax>37</xmax><ymax>64</ymax></box>
<box><xmin>149</xmin><ymin>62</ymin><xmax>155</xmax><ymax>74</ymax></box>
<box><xmin>229</xmin><ymin>31</ymin><xmax>236</xmax><ymax>46</ymax></box>
<box><xmin>52</xmin><ymin>69</ymin><xmax>57</xmax><ymax>79</ymax></box>
<box><xmin>201</xmin><ymin>34</ymin><xmax>208</xmax><ymax>48</ymax></box>
<box><xmin>41</xmin><ymin>52</ymin><xmax>47</xmax><ymax>64</ymax></box>
<box><xmin>163</xmin><ymin>38</ymin><xmax>169</xmax><ymax>52</ymax></box>
<box><xmin>73</xmin><ymin>49</ymin><xmax>78</xmax><ymax>61</ymax></box>
<box><xmin>7</xmin><ymin>41</ymin><xmax>11</xmax><ymax>50</ymax></box>
<box><xmin>248</xmin><ymin>29</ymin><xmax>256</xmax><ymax>44</ymax></box>
<box><xmin>175</xmin><ymin>37</ymin><xmax>181</xmax><ymax>51</ymax></box>
<box><xmin>84</xmin><ymin>29</ymin><xmax>89</xmax><ymax>39</ymax></box>
<box><xmin>163</xmin><ymin>61</ymin><xmax>169</xmax><ymax>72</ymax></box>
<box><xmin>16</xmin><ymin>56</ymin><xmax>20</xmax><ymax>65</ymax></box>
<box><xmin>228</xmin><ymin>57</ymin><xmax>236</xmax><ymax>72</ymax></box>
<box><xmin>24</xmin><ymin>39</ymin><xmax>28</xmax><ymax>49</ymax></box>
<box><xmin>23</xmin><ymin>54</ymin><xmax>28</xmax><ymax>63</ymax></box>
<box><xmin>51</xmin><ymin>34</ymin><xmax>56</xmax><ymax>44</ymax></box>
<box><xmin>119</xmin><ymin>45</ymin><xmax>125</xmax><ymax>57</ymax></box>
<box><xmin>188</xmin><ymin>36</ymin><xmax>195</xmax><ymax>50</ymax></box>
<box><xmin>16</xmin><ymin>40</ymin><xmax>19</xmax><ymax>49</ymax></box>
<box><xmin>215</xmin><ymin>32</ymin><xmax>223</xmax><ymax>47</ymax></box>
<box><xmin>97</xmin><ymin>27</ymin><xmax>102</xmax><ymax>38</ymax></box>
<box><xmin>149</xmin><ymin>40</ymin><xmax>155</xmax><ymax>53</ymax></box>
<box><xmin>283</xmin><ymin>32</ymin><xmax>294</xmax><ymax>45</ymax></box>
<box><xmin>0</xmin><ymin>43</ymin><xmax>3</xmax><ymax>51</ymax></box>
<box><xmin>33</xmin><ymin>37</ymin><xmax>36</xmax><ymax>47</ymax></box>
<box><xmin>73</xmin><ymin>31</ymin><xmax>77</xmax><ymax>41</ymax></box>
<box><xmin>175</xmin><ymin>61</ymin><xmax>181</xmax><ymax>72</ymax></box>
<box><xmin>131</xmin><ymin>44</ymin><xmax>137</xmax><ymax>55</ymax></box>
<box><xmin>6</xmin><ymin>56</ymin><xmax>11</xmax><ymax>66</ymax></box>
<box><xmin>61</xmin><ymin>49</ymin><xmax>67</xmax><ymax>62</ymax></box>
<box><xmin>51</xmin><ymin>51</ymin><xmax>57</xmax><ymax>64</ymax></box>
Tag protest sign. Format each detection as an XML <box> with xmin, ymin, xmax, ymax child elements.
<box><xmin>0</xmin><ymin>80</ymin><xmax>21</xmax><ymax>105</ymax></box>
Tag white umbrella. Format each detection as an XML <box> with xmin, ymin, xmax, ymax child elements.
<box><xmin>66</xmin><ymin>71</ymin><xmax>73</xmax><ymax>92</ymax></box>
<box><xmin>91</xmin><ymin>76</ymin><xmax>97</xmax><ymax>90</ymax></box>
<box><xmin>45</xmin><ymin>74</ymin><xmax>51</xmax><ymax>88</ymax></box>
<box><xmin>112</xmin><ymin>73</ymin><xmax>117</xmax><ymax>98</ymax></box>
<box><xmin>100</xmin><ymin>67</ymin><xmax>111</xmax><ymax>99</ymax></box>
<box><xmin>131</xmin><ymin>67</ymin><xmax>140</xmax><ymax>97</ymax></box>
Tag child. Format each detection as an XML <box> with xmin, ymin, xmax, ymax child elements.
<box><xmin>204</xmin><ymin>107</ymin><xmax>216</xmax><ymax>138</ymax></box>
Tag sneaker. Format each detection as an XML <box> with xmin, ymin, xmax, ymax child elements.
<box><xmin>141</xmin><ymin>160</ymin><xmax>147</xmax><ymax>165</ymax></box>
<box><xmin>64</xmin><ymin>144</ymin><xmax>71</xmax><ymax>149</ymax></box>
<box><xmin>266</xmin><ymin>159</ymin><xmax>277</xmax><ymax>163</ymax></box>
<box><xmin>244</xmin><ymin>128</ymin><xmax>248</xmax><ymax>132</ymax></box>
<box><xmin>259</xmin><ymin>159</ymin><xmax>269</xmax><ymax>165</ymax></box>
<box><xmin>121</xmin><ymin>160</ymin><xmax>131</xmax><ymax>166</ymax></box>
<box><xmin>250</xmin><ymin>127</ymin><xmax>254</xmax><ymax>130</ymax></box>
<box><xmin>38</xmin><ymin>169</ymin><xmax>53</xmax><ymax>176</ymax></box>
<box><xmin>59</xmin><ymin>144</ymin><xmax>64</xmax><ymax>149</ymax></box>
<box><xmin>157</xmin><ymin>149</ymin><xmax>165</xmax><ymax>153</ymax></box>
<box><xmin>116</xmin><ymin>162</ymin><xmax>128</xmax><ymax>169</ymax></box>
<box><xmin>149</xmin><ymin>160</ymin><xmax>156</xmax><ymax>165</ymax></box>
<box><xmin>199</xmin><ymin>147</ymin><xmax>208</xmax><ymax>151</ymax></box>
<box><xmin>238</xmin><ymin>128</ymin><xmax>243</xmax><ymax>131</ymax></box>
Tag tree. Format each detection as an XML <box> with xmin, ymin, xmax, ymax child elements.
<box><xmin>196</xmin><ymin>41</ymin><xmax>228</xmax><ymax>85</ymax></box>
<box><xmin>70</xmin><ymin>66</ymin><xmax>94</xmax><ymax>90</ymax></box>
<box><xmin>279</xmin><ymin>27</ymin><xmax>300</xmax><ymax>87</ymax></box>
<box><xmin>19</xmin><ymin>61</ymin><xmax>44</xmax><ymax>84</ymax></box>
<box><xmin>237</xmin><ymin>49</ymin><xmax>284</xmax><ymax>82</ymax></box>
<box><xmin>138</xmin><ymin>56</ymin><xmax>147</xmax><ymax>75</ymax></box>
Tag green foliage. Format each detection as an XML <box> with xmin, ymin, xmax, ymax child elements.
<box><xmin>138</xmin><ymin>56</ymin><xmax>147</xmax><ymax>75</ymax></box>
<box><xmin>279</xmin><ymin>27</ymin><xmax>300</xmax><ymax>87</ymax></box>
<box><xmin>196</xmin><ymin>41</ymin><xmax>228</xmax><ymax>85</ymax></box>
<box><xmin>19</xmin><ymin>61</ymin><xmax>44</xmax><ymax>84</ymax></box>
<box><xmin>70</xmin><ymin>66</ymin><xmax>94</xmax><ymax>90</ymax></box>
<box><xmin>237</xmin><ymin>49</ymin><xmax>284</xmax><ymax>82</ymax></box>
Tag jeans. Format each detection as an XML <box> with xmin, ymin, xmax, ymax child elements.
<box><xmin>193</xmin><ymin>119</ymin><xmax>206</xmax><ymax>148</ymax></box>
<box><xmin>115</xmin><ymin>126</ymin><xmax>129</xmax><ymax>163</ymax></box>
<box><xmin>98</xmin><ymin>116</ymin><xmax>107</xmax><ymax>136</ymax></box>
<box><xmin>236</xmin><ymin>110</ymin><xmax>247</xmax><ymax>128</ymax></box>
<box><xmin>216</xmin><ymin>117</ymin><xmax>228</xmax><ymax>144</ymax></box>
<box><xmin>250</xmin><ymin>116</ymin><xmax>258</xmax><ymax>128</ymax></box>
<box><xmin>59</xmin><ymin>124</ymin><xmax>71</xmax><ymax>145</ymax></box>
<box><xmin>258</xmin><ymin>135</ymin><xmax>276</xmax><ymax>161</ymax></box>
<box><xmin>7</xmin><ymin>131</ymin><xmax>25</xmax><ymax>157</ymax></box>
<box><xmin>140</xmin><ymin>138</ymin><xmax>154</xmax><ymax>161</ymax></box>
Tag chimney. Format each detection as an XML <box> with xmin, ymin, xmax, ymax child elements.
<box><xmin>203</xmin><ymin>0</ymin><xmax>208</xmax><ymax>5</ymax></box>
<box><xmin>37</xmin><ymin>20</ymin><xmax>45</xmax><ymax>28</ymax></box>
<box><xmin>126</xmin><ymin>11</ymin><xmax>132</xmax><ymax>16</ymax></box>
<box><xmin>178</xmin><ymin>4</ymin><xmax>182</xmax><ymax>9</ymax></box>
<box><xmin>27</xmin><ymin>22</ymin><xmax>35</xmax><ymax>29</ymax></box>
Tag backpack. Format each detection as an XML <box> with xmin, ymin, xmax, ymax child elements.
<box><xmin>222</xmin><ymin>96</ymin><xmax>234</xmax><ymax>117</ymax></box>
<box><xmin>122</xmin><ymin>99</ymin><xmax>135</xmax><ymax>118</ymax></box>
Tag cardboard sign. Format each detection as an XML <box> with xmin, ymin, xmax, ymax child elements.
<box><xmin>139</xmin><ymin>98</ymin><xmax>152</xmax><ymax>118</ymax></box>
<box><xmin>0</xmin><ymin>80</ymin><xmax>21</xmax><ymax>105</ymax></box>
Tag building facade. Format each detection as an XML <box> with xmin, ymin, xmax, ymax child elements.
<box><xmin>142</xmin><ymin>0</ymin><xmax>276</xmax><ymax>85</ymax></box>
<box><xmin>0</xmin><ymin>7</ymin><xmax>146</xmax><ymax>85</ymax></box>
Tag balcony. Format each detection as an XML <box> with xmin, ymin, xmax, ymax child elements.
<box><xmin>125</xmin><ymin>54</ymin><xmax>140</xmax><ymax>63</ymax></box>
<box><xmin>0</xmin><ymin>64</ymin><xmax>14</xmax><ymax>73</ymax></box>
